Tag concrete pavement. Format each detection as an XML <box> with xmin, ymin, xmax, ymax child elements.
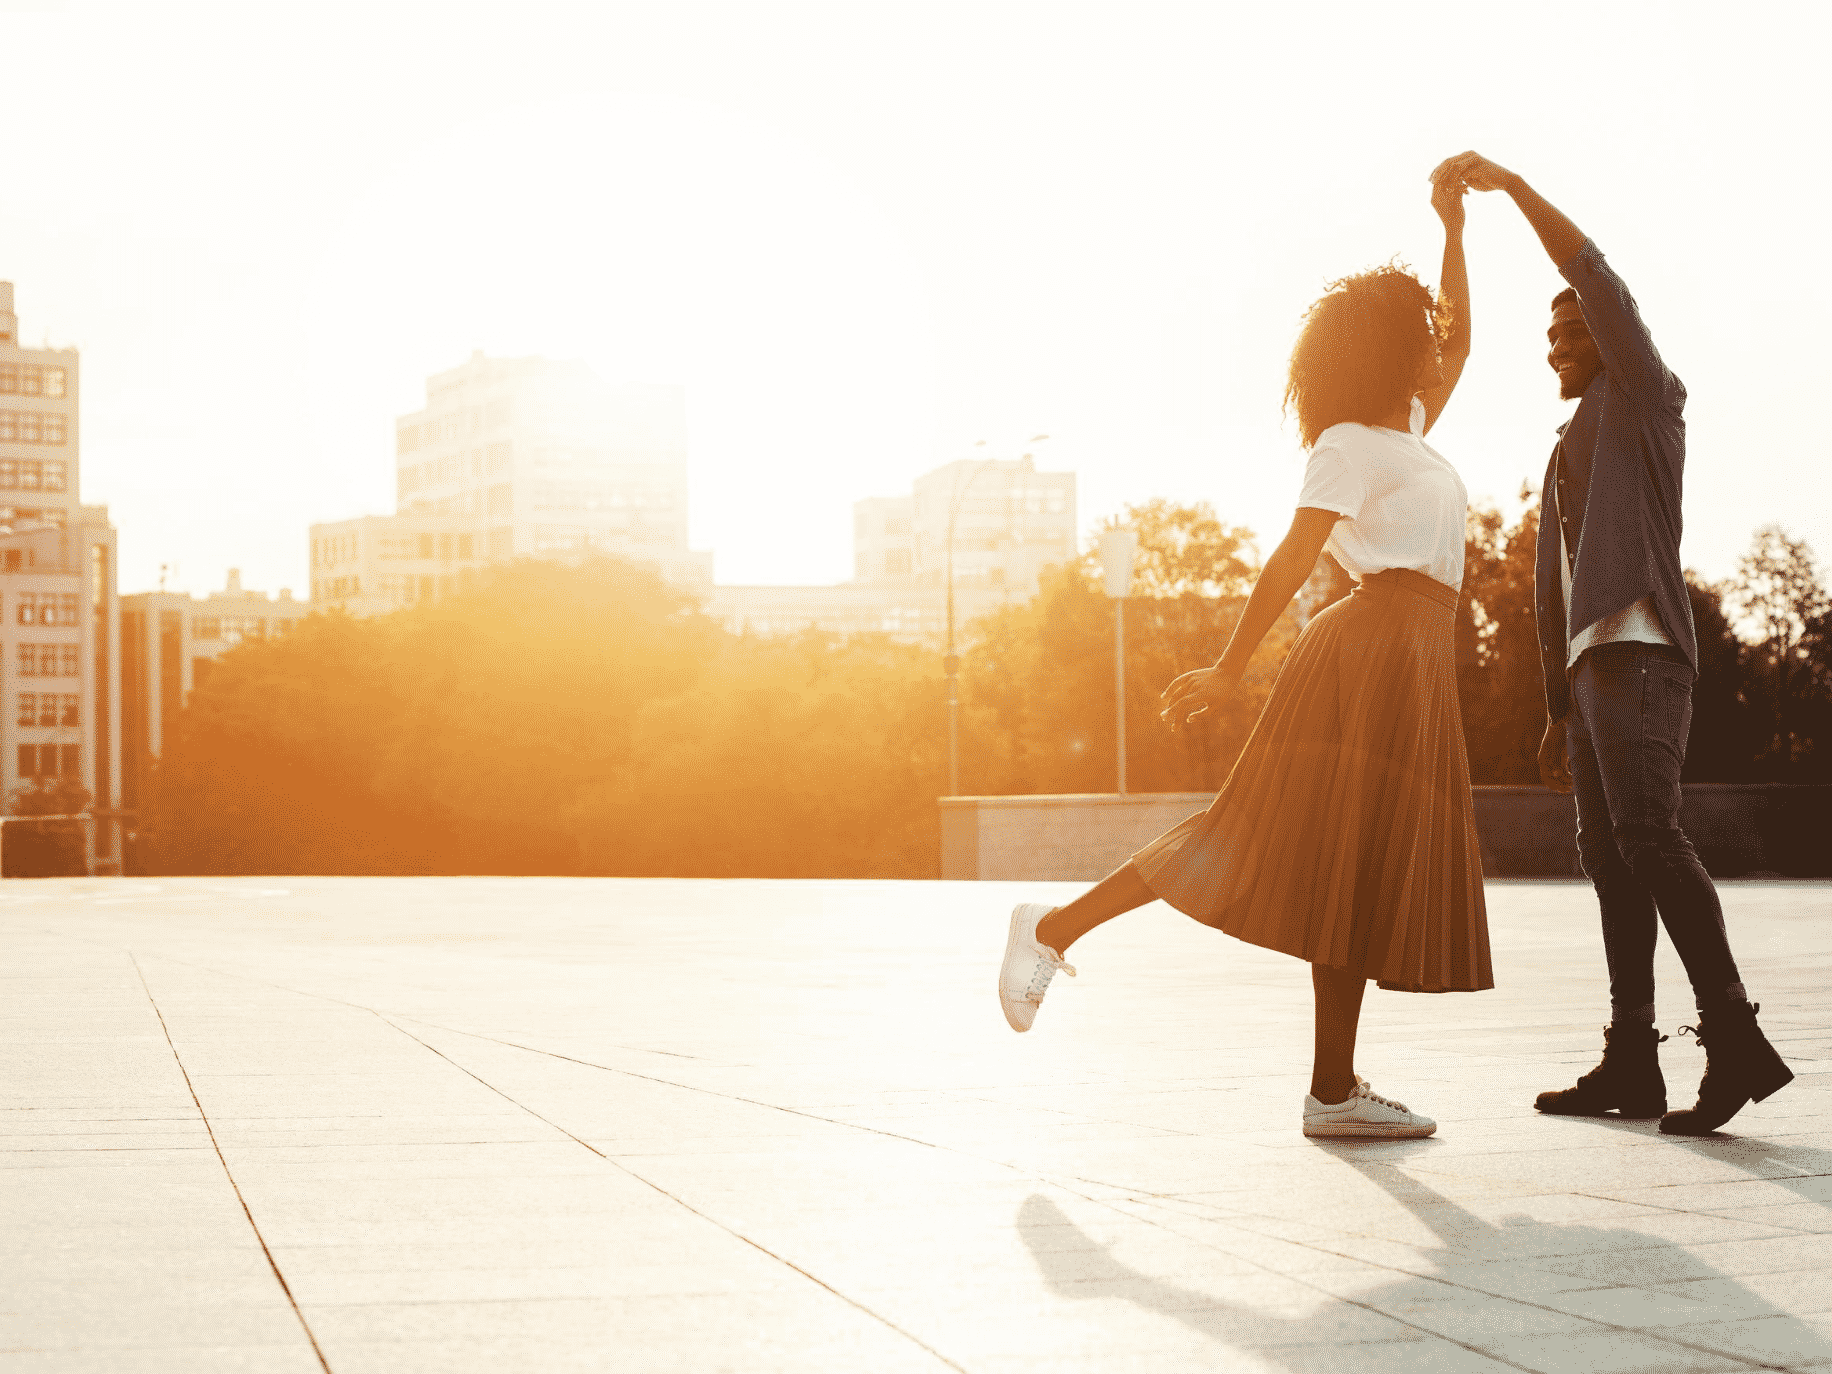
<box><xmin>2</xmin><ymin>877</ymin><xmax>1828</xmax><ymax>1372</ymax></box>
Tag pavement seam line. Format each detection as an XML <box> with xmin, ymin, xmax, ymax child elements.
<box><xmin>374</xmin><ymin>1012</ymin><xmax>970</xmax><ymax>1374</ymax></box>
<box><xmin>129</xmin><ymin>953</ymin><xmax>335</xmax><ymax>1374</ymax></box>
<box><xmin>107</xmin><ymin>948</ymin><xmax>953</xmax><ymax>1155</ymax></box>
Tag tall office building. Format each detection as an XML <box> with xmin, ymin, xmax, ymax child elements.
<box><xmin>311</xmin><ymin>353</ymin><xmax>711</xmax><ymax>616</ymax></box>
<box><xmin>0</xmin><ymin>283</ymin><xmax>122</xmax><ymax>872</ymax></box>
<box><xmin>120</xmin><ymin>571</ymin><xmax>308</xmax><ymax>828</ymax></box>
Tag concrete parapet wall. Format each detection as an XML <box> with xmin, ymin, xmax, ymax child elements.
<box><xmin>940</xmin><ymin>785</ymin><xmax>1832</xmax><ymax>882</ymax></box>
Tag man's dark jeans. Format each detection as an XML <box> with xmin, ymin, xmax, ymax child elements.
<box><xmin>1567</xmin><ymin>641</ymin><xmax>1742</xmax><ymax>1014</ymax></box>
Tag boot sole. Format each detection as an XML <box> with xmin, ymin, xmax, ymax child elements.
<box><xmin>1661</xmin><ymin>1064</ymin><xmax>1796</xmax><ymax>1135</ymax></box>
<box><xmin>1534</xmin><ymin>1100</ymin><xmax>1667</xmax><ymax>1119</ymax></box>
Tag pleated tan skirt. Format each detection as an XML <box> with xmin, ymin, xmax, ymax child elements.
<box><xmin>1132</xmin><ymin>567</ymin><xmax>1492</xmax><ymax>993</ymax></box>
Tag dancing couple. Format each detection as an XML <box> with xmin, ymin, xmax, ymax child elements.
<box><xmin>998</xmin><ymin>152</ymin><xmax>1792</xmax><ymax>1139</ymax></box>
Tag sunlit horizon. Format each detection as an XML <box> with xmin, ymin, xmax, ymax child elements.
<box><xmin>4</xmin><ymin>2</ymin><xmax>1825</xmax><ymax>600</ymax></box>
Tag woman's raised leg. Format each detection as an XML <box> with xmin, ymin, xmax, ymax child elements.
<box><xmin>1035</xmin><ymin>861</ymin><xmax>1157</xmax><ymax>956</ymax></box>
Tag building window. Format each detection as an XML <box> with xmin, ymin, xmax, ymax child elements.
<box><xmin>457</xmin><ymin>533</ymin><xmax>474</xmax><ymax>560</ymax></box>
<box><xmin>16</xmin><ymin>593</ymin><xmax>37</xmax><ymax>625</ymax></box>
<box><xmin>60</xmin><ymin>644</ymin><xmax>77</xmax><ymax>675</ymax></box>
<box><xmin>60</xmin><ymin>744</ymin><xmax>79</xmax><ymax>776</ymax></box>
<box><xmin>0</xmin><ymin>364</ymin><xmax>67</xmax><ymax>398</ymax></box>
<box><xmin>486</xmin><ymin>442</ymin><xmax>511</xmax><ymax>474</ymax></box>
<box><xmin>418</xmin><ymin>533</ymin><xmax>434</xmax><ymax>559</ymax></box>
<box><xmin>16</xmin><ymin>693</ymin><xmax>35</xmax><ymax>727</ymax></box>
<box><xmin>16</xmin><ymin>744</ymin><xmax>33</xmax><ymax>777</ymax></box>
<box><xmin>15</xmin><ymin>644</ymin><xmax>31</xmax><ymax>676</ymax></box>
<box><xmin>60</xmin><ymin>694</ymin><xmax>78</xmax><ymax>727</ymax></box>
<box><xmin>193</xmin><ymin>617</ymin><xmax>221</xmax><ymax>639</ymax></box>
<box><xmin>0</xmin><ymin>412</ymin><xmax>68</xmax><ymax>445</ymax></box>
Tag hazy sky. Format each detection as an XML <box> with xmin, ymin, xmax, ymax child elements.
<box><xmin>4</xmin><ymin>1</ymin><xmax>1826</xmax><ymax>597</ymax></box>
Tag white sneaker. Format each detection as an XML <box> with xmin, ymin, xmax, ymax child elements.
<box><xmin>998</xmin><ymin>903</ymin><xmax>1075</xmax><ymax>1032</ymax></box>
<box><xmin>1302</xmin><ymin>1078</ymin><xmax>1436</xmax><ymax>1138</ymax></box>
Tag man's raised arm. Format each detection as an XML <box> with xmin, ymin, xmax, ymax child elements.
<box><xmin>1435</xmin><ymin>151</ymin><xmax>1677</xmax><ymax>404</ymax></box>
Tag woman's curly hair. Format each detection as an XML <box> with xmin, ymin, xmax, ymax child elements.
<box><xmin>1284</xmin><ymin>263</ymin><xmax>1451</xmax><ymax>448</ymax></box>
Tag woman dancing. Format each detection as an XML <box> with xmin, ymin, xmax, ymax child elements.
<box><xmin>998</xmin><ymin>171</ymin><xmax>1490</xmax><ymax>1138</ymax></box>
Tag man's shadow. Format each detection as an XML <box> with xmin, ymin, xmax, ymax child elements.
<box><xmin>1016</xmin><ymin>1141</ymin><xmax>1832</xmax><ymax>1365</ymax></box>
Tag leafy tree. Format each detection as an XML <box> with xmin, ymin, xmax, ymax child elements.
<box><xmin>144</xmin><ymin>557</ymin><xmax>718</xmax><ymax>874</ymax></box>
<box><xmin>1726</xmin><ymin>526</ymin><xmax>1831</xmax><ymax>773</ymax></box>
<box><xmin>1454</xmin><ymin>497</ymin><xmax>1545</xmax><ymax>783</ymax></box>
<box><xmin>1682</xmin><ymin>575</ymin><xmax>1765</xmax><ymax>783</ymax></box>
<box><xmin>961</xmin><ymin>501</ymin><xmax>1295</xmax><ymax>798</ymax></box>
<box><xmin>584</xmin><ymin>631</ymin><xmax>946</xmax><ymax>877</ymax></box>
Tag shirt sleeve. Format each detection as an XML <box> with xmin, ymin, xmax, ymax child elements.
<box><xmin>1559</xmin><ymin>239</ymin><xmax>1683</xmax><ymax>409</ymax></box>
<box><xmin>1297</xmin><ymin>440</ymin><xmax>1365</xmax><ymax>520</ymax></box>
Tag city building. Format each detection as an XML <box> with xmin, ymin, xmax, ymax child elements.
<box><xmin>708</xmin><ymin>452</ymin><xmax>1078</xmax><ymax>645</ymax></box>
<box><xmin>119</xmin><ymin>571</ymin><xmax>308</xmax><ymax>824</ymax></box>
<box><xmin>0</xmin><ymin>282</ymin><xmax>123</xmax><ymax>872</ymax></box>
<box><xmin>311</xmin><ymin>353</ymin><xmax>712</xmax><ymax>616</ymax></box>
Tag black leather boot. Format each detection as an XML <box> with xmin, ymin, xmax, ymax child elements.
<box><xmin>1535</xmin><ymin>1022</ymin><xmax>1668</xmax><ymax>1118</ymax></box>
<box><xmin>1660</xmin><ymin>1001</ymin><xmax>1794</xmax><ymax>1136</ymax></box>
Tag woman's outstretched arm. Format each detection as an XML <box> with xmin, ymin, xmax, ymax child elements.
<box><xmin>1418</xmin><ymin>168</ymin><xmax>1470</xmax><ymax>434</ymax></box>
<box><xmin>1160</xmin><ymin>506</ymin><xmax>1339</xmax><ymax>727</ymax></box>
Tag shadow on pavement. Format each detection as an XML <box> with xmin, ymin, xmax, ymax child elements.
<box><xmin>1017</xmin><ymin>1145</ymin><xmax>1832</xmax><ymax>1368</ymax></box>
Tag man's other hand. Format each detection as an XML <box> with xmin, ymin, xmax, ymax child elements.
<box><xmin>1538</xmin><ymin>714</ymin><xmax>1573</xmax><ymax>793</ymax></box>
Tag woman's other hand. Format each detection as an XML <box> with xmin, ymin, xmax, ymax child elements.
<box><xmin>1160</xmin><ymin>664</ymin><xmax>1240</xmax><ymax>730</ymax></box>
<box><xmin>1430</xmin><ymin>166</ymin><xmax>1467</xmax><ymax>231</ymax></box>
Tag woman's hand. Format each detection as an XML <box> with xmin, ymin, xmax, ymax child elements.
<box><xmin>1430</xmin><ymin>166</ymin><xmax>1467</xmax><ymax>231</ymax></box>
<box><xmin>1160</xmin><ymin>664</ymin><xmax>1241</xmax><ymax>730</ymax></box>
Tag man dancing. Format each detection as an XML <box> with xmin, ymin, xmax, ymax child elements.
<box><xmin>1436</xmin><ymin>151</ymin><xmax>1792</xmax><ymax>1135</ymax></box>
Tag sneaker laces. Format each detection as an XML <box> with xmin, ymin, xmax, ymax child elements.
<box><xmin>1355</xmin><ymin>1082</ymin><xmax>1409</xmax><ymax>1113</ymax></box>
<box><xmin>1023</xmin><ymin>944</ymin><xmax>1076</xmax><ymax>1003</ymax></box>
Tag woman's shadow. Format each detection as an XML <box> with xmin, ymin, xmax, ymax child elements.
<box><xmin>1015</xmin><ymin>1139</ymin><xmax>1832</xmax><ymax>1367</ymax></box>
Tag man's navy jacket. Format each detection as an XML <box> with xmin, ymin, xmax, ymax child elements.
<box><xmin>1534</xmin><ymin>239</ymin><xmax>1699</xmax><ymax>722</ymax></box>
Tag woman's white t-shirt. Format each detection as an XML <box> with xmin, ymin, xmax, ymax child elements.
<box><xmin>1296</xmin><ymin>396</ymin><xmax>1468</xmax><ymax>592</ymax></box>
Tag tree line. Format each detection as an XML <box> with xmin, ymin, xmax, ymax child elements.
<box><xmin>49</xmin><ymin>505</ymin><xmax>1827</xmax><ymax>879</ymax></box>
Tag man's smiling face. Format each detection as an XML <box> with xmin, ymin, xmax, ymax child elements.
<box><xmin>1548</xmin><ymin>302</ymin><xmax>1603</xmax><ymax>400</ymax></box>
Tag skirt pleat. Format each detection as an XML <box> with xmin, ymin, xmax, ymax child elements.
<box><xmin>1132</xmin><ymin>568</ymin><xmax>1492</xmax><ymax>993</ymax></box>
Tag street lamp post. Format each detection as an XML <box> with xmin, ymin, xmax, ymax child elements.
<box><xmin>1098</xmin><ymin>527</ymin><xmax>1139</xmax><ymax>795</ymax></box>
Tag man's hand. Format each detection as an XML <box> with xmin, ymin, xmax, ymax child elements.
<box><xmin>1429</xmin><ymin>166</ymin><xmax>1467</xmax><ymax>231</ymax></box>
<box><xmin>1431</xmin><ymin>151</ymin><xmax>1517</xmax><ymax>196</ymax></box>
<box><xmin>1538</xmin><ymin>714</ymin><xmax>1573</xmax><ymax>793</ymax></box>
<box><xmin>1160</xmin><ymin>664</ymin><xmax>1240</xmax><ymax>731</ymax></box>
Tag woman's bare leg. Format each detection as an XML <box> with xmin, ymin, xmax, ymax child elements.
<box><xmin>1034</xmin><ymin>862</ymin><xmax>1157</xmax><ymax>956</ymax></box>
<box><xmin>1310</xmin><ymin>963</ymin><xmax>1369</xmax><ymax>1104</ymax></box>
